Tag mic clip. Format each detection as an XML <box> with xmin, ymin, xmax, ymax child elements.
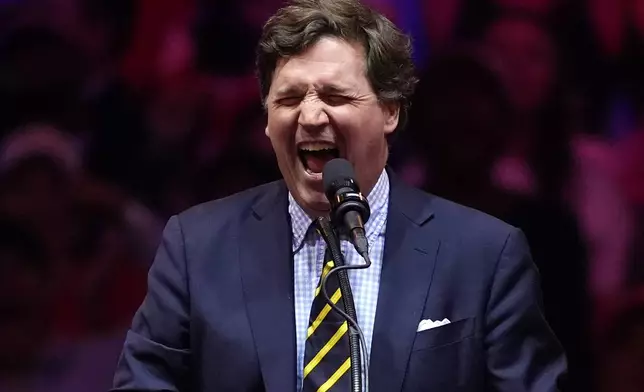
<box><xmin>329</xmin><ymin>191</ymin><xmax>370</xmax><ymax>230</ymax></box>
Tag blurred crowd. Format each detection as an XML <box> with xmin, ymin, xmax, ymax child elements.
<box><xmin>0</xmin><ymin>0</ymin><xmax>642</xmax><ymax>391</ymax></box>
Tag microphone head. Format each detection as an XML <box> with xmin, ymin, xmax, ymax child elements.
<box><xmin>323</xmin><ymin>158</ymin><xmax>359</xmax><ymax>197</ymax></box>
<box><xmin>322</xmin><ymin>158</ymin><xmax>370</xmax><ymax>225</ymax></box>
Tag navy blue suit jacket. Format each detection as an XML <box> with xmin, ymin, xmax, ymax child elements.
<box><xmin>112</xmin><ymin>175</ymin><xmax>566</xmax><ymax>391</ymax></box>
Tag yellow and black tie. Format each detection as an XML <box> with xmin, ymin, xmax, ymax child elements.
<box><xmin>302</xmin><ymin>246</ymin><xmax>351</xmax><ymax>392</ymax></box>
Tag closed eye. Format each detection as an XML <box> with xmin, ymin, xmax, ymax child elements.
<box><xmin>323</xmin><ymin>94</ymin><xmax>352</xmax><ymax>106</ymax></box>
<box><xmin>276</xmin><ymin>96</ymin><xmax>302</xmax><ymax>106</ymax></box>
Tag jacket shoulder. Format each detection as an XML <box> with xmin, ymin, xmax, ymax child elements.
<box><xmin>393</xmin><ymin>179</ymin><xmax>517</xmax><ymax>242</ymax></box>
<box><xmin>430</xmin><ymin>195</ymin><xmax>517</xmax><ymax>242</ymax></box>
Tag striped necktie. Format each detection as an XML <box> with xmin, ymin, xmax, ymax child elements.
<box><xmin>302</xmin><ymin>243</ymin><xmax>351</xmax><ymax>392</ymax></box>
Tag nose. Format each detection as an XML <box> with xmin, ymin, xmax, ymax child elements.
<box><xmin>298</xmin><ymin>97</ymin><xmax>329</xmax><ymax>130</ymax></box>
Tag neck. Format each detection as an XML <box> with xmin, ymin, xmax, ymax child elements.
<box><xmin>358</xmin><ymin>147</ymin><xmax>389</xmax><ymax>198</ymax></box>
<box><xmin>360</xmin><ymin>167</ymin><xmax>385</xmax><ymax>200</ymax></box>
<box><xmin>297</xmin><ymin>166</ymin><xmax>386</xmax><ymax>221</ymax></box>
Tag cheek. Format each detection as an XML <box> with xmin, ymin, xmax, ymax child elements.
<box><xmin>267</xmin><ymin>112</ymin><xmax>296</xmax><ymax>146</ymax></box>
<box><xmin>342</xmin><ymin>115</ymin><xmax>388</xmax><ymax>161</ymax></box>
<box><xmin>333</xmin><ymin>106</ymin><xmax>385</xmax><ymax>138</ymax></box>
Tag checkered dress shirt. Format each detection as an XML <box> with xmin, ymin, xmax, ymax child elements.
<box><xmin>289</xmin><ymin>170</ymin><xmax>389</xmax><ymax>391</ymax></box>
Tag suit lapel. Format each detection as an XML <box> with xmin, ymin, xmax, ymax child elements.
<box><xmin>370</xmin><ymin>173</ymin><xmax>441</xmax><ymax>392</ymax></box>
<box><xmin>239</xmin><ymin>181</ymin><xmax>296</xmax><ymax>392</ymax></box>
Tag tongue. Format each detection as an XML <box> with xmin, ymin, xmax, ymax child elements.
<box><xmin>305</xmin><ymin>153</ymin><xmax>335</xmax><ymax>174</ymax></box>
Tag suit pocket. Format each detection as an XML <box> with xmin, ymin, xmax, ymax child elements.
<box><xmin>411</xmin><ymin>317</ymin><xmax>476</xmax><ymax>352</ymax></box>
<box><xmin>403</xmin><ymin>323</ymin><xmax>484</xmax><ymax>391</ymax></box>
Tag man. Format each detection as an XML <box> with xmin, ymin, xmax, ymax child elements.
<box><xmin>112</xmin><ymin>0</ymin><xmax>567</xmax><ymax>391</ymax></box>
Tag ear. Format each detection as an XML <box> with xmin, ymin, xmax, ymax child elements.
<box><xmin>265</xmin><ymin>125</ymin><xmax>270</xmax><ymax>137</ymax></box>
<box><xmin>382</xmin><ymin>101</ymin><xmax>400</xmax><ymax>134</ymax></box>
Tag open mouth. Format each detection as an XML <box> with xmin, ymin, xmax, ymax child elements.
<box><xmin>297</xmin><ymin>144</ymin><xmax>340</xmax><ymax>175</ymax></box>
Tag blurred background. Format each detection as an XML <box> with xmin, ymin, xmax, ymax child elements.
<box><xmin>0</xmin><ymin>0</ymin><xmax>642</xmax><ymax>391</ymax></box>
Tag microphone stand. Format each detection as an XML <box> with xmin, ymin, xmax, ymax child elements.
<box><xmin>317</xmin><ymin>217</ymin><xmax>365</xmax><ymax>392</ymax></box>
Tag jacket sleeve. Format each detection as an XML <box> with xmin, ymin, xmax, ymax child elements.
<box><xmin>485</xmin><ymin>228</ymin><xmax>568</xmax><ymax>391</ymax></box>
<box><xmin>111</xmin><ymin>215</ymin><xmax>192</xmax><ymax>391</ymax></box>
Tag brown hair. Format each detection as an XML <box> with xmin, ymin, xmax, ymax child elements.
<box><xmin>256</xmin><ymin>0</ymin><xmax>417</xmax><ymax>136</ymax></box>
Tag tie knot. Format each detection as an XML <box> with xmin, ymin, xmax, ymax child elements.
<box><xmin>314</xmin><ymin>217</ymin><xmax>333</xmax><ymax>237</ymax></box>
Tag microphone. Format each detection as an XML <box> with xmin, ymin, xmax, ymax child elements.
<box><xmin>322</xmin><ymin>158</ymin><xmax>370</xmax><ymax>257</ymax></box>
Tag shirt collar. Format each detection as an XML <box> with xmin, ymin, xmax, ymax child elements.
<box><xmin>289</xmin><ymin>169</ymin><xmax>390</xmax><ymax>251</ymax></box>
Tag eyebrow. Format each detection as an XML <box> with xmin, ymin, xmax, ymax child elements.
<box><xmin>318</xmin><ymin>85</ymin><xmax>352</xmax><ymax>95</ymax></box>
<box><xmin>273</xmin><ymin>84</ymin><xmax>352</xmax><ymax>98</ymax></box>
<box><xmin>272</xmin><ymin>85</ymin><xmax>306</xmax><ymax>98</ymax></box>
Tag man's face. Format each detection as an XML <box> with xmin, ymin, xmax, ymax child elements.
<box><xmin>265</xmin><ymin>37</ymin><xmax>399</xmax><ymax>216</ymax></box>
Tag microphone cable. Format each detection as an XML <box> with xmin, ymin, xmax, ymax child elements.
<box><xmin>317</xmin><ymin>217</ymin><xmax>371</xmax><ymax>392</ymax></box>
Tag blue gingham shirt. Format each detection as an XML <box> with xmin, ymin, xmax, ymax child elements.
<box><xmin>290</xmin><ymin>170</ymin><xmax>389</xmax><ymax>391</ymax></box>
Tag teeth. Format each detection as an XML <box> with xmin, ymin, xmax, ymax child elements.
<box><xmin>298</xmin><ymin>142</ymin><xmax>337</xmax><ymax>151</ymax></box>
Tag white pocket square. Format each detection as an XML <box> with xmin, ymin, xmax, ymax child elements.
<box><xmin>417</xmin><ymin>318</ymin><xmax>451</xmax><ymax>332</ymax></box>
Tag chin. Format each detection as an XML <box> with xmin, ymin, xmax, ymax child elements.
<box><xmin>295</xmin><ymin>184</ymin><xmax>330</xmax><ymax>215</ymax></box>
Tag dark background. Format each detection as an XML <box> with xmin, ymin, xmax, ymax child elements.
<box><xmin>0</xmin><ymin>0</ymin><xmax>643</xmax><ymax>391</ymax></box>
